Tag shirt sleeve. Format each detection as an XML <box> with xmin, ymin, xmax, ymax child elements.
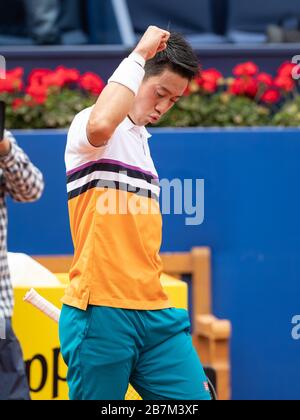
<box><xmin>0</xmin><ymin>131</ymin><xmax>44</xmax><ymax>202</ymax></box>
<box><xmin>65</xmin><ymin>107</ymin><xmax>109</xmax><ymax>173</ymax></box>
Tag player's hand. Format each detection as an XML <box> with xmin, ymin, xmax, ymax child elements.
<box><xmin>134</xmin><ymin>26</ymin><xmax>170</xmax><ymax>61</ymax></box>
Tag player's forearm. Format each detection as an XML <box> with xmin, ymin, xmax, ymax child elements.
<box><xmin>87</xmin><ymin>81</ymin><xmax>136</xmax><ymax>146</ymax></box>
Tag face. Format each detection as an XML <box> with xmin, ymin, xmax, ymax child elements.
<box><xmin>129</xmin><ymin>69</ymin><xmax>189</xmax><ymax>126</ymax></box>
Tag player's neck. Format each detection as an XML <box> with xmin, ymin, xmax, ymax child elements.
<box><xmin>128</xmin><ymin>114</ymin><xmax>138</xmax><ymax>126</ymax></box>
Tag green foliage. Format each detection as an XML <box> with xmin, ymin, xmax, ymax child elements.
<box><xmin>272</xmin><ymin>95</ymin><xmax>300</xmax><ymax>126</ymax></box>
<box><xmin>0</xmin><ymin>89</ymin><xmax>95</xmax><ymax>129</ymax></box>
<box><xmin>155</xmin><ymin>93</ymin><xmax>271</xmax><ymax>128</ymax></box>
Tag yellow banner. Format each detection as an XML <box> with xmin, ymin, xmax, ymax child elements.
<box><xmin>13</xmin><ymin>274</ymin><xmax>188</xmax><ymax>400</ymax></box>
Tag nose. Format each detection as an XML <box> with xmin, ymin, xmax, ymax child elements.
<box><xmin>155</xmin><ymin>99</ymin><xmax>171</xmax><ymax>115</ymax></box>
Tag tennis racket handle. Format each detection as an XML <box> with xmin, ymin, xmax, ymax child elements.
<box><xmin>24</xmin><ymin>289</ymin><xmax>61</xmax><ymax>323</ymax></box>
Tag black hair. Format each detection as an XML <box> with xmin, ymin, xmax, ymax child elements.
<box><xmin>144</xmin><ymin>32</ymin><xmax>199</xmax><ymax>81</ymax></box>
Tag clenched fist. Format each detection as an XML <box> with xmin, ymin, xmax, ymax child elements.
<box><xmin>134</xmin><ymin>26</ymin><xmax>171</xmax><ymax>61</ymax></box>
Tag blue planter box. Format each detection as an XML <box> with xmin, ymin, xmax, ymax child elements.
<box><xmin>8</xmin><ymin>127</ymin><xmax>300</xmax><ymax>400</ymax></box>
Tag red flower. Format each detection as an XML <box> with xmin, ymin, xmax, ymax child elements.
<box><xmin>28</xmin><ymin>69</ymin><xmax>51</xmax><ymax>85</ymax></box>
<box><xmin>12</xmin><ymin>98</ymin><xmax>24</xmax><ymax>110</ymax></box>
<box><xmin>195</xmin><ymin>69</ymin><xmax>223</xmax><ymax>93</ymax></box>
<box><xmin>244</xmin><ymin>78</ymin><xmax>259</xmax><ymax>97</ymax></box>
<box><xmin>26</xmin><ymin>83</ymin><xmax>48</xmax><ymax>105</ymax></box>
<box><xmin>257</xmin><ymin>73</ymin><xmax>273</xmax><ymax>87</ymax></box>
<box><xmin>202</xmin><ymin>81</ymin><xmax>218</xmax><ymax>93</ymax></box>
<box><xmin>7</xmin><ymin>67</ymin><xmax>24</xmax><ymax>80</ymax></box>
<box><xmin>42</xmin><ymin>72</ymin><xmax>66</xmax><ymax>88</ymax></box>
<box><xmin>277</xmin><ymin>62</ymin><xmax>297</xmax><ymax>79</ymax></box>
<box><xmin>0</xmin><ymin>67</ymin><xmax>24</xmax><ymax>93</ymax></box>
<box><xmin>56</xmin><ymin>66</ymin><xmax>80</xmax><ymax>84</ymax></box>
<box><xmin>261</xmin><ymin>89</ymin><xmax>281</xmax><ymax>104</ymax></box>
<box><xmin>230</xmin><ymin>77</ymin><xmax>258</xmax><ymax>98</ymax></box>
<box><xmin>28</xmin><ymin>67</ymin><xmax>81</xmax><ymax>89</ymax></box>
<box><xmin>233</xmin><ymin>62</ymin><xmax>259</xmax><ymax>77</ymax></box>
<box><xmin>202</xmin><ymin>69</ymin><xmax>223</xmax><ymax>82</ymax></box>
<box><xmin>230</xmin><ymin>78</ymin><xmax>244</xmax><ymax>95</ymax></box>
<box><xmin>68</xmin><ymin>69</ymin><xmax>80</xmax><ymax>83</ymax></box>
<box><xmin>274</xmin><ymin>76</ymin><xmax>295</xmax><ymax>92</ymax></box>
<box><xmin>79</xmin><ymin>72</ymin><xmax>105</xmax><ymax>95</ymax></box>
<box><xmin>0</xmin><ymin>78</ymin><xmax>15</xmax><ymax>93</ymax></box>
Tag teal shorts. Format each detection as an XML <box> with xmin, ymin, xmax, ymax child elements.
<box><xmin>59</xmin><ymin>304</ymin><xmax>211</xmax><ymax>400</ymax></box>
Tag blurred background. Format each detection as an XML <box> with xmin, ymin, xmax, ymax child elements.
<box><xmin>2</xmin><ymin>0</ymin><xmax>300</xmax><ymax>46</ymax></box>
<box><xmin>2</xmin><ymin>0</ymin><xmax>300</xmax><ymax>77</ymax></box>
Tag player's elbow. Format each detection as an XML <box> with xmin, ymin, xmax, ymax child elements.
<box><xmin>87</xmin><ymin>118</ymin><xmax>113</xmax><ymax>147</ymax></box>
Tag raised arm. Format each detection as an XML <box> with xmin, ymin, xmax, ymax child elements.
<box><xmin>87</xmin><ymin>26</ymin><xmax>170</xmax><ymax>147</ymax></box>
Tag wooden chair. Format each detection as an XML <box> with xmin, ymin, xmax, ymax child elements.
<box><xmin>160</xmin><ymin>247</ymin><xmax>232</xmax><ymax>400</ymax></box>
<box><xmin>34</xmin><ymin>246</ymin><xmax>231</xmax><ymax>400</ymax></box>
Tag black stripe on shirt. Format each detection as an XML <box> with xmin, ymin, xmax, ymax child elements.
<box><xmin>68</xmin><ymin>178</ymin><xmax>159</xmax><ymax>202</ymax></box>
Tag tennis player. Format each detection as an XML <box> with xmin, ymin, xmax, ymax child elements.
<box><xmin>59</xmin><ymin>26</ymin><xmax>211</xmax><ymax>401</ymax></box>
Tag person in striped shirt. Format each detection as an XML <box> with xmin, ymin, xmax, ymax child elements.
<box><xmin>60</xmin><ymin>26</ymin><xmax>211</xmax><ymax>401</ymax></box>
<box><xmin>0</xmin><ymin>130</ymin><xmax>44</xmax><ymax>400</ymax></box>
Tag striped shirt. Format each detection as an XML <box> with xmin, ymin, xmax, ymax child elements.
<box><xmin>62</xmin><ymin>107</ymin><xmax>172</xmax><ymax>311</ymax></box>
<box><xmin>0</xmin><ymin>131</ymin><xmax>44</xmax><ymax>319</ymax></box>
